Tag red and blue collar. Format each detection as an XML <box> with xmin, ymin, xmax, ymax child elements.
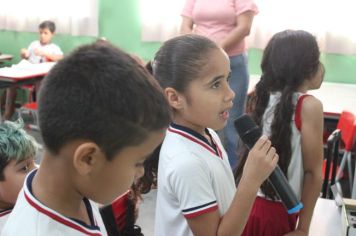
<box><xmin>168</xmin><ymin>123</ymin><xmax>223</xmax><ymax>159</ymax></box>
<box><xmin>0</xmin><ymin>208</ymin><xmax>12</xmax><ymax>217</ymax></box>
<box><xmin>24</xmin><ymin>170</ymin><xmax>103</xmax><ymax>236</ymax></box>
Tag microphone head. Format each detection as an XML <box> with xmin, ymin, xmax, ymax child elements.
<box><xmin>234</xmin><ymin>114</ymin><xmax>257</xmax><ymax>137</ymax></box>
<box><xmin>234</xmin><ymin>114</ymin><xmax>261</xmax><ymax>149</ymax></box>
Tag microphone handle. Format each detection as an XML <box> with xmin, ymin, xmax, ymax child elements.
<box><xmin>268</xmin><ymin>166</ymin><xmax>302</xmax><ymax>214</ymax></box>
<box><xmin>243</xmin><ymin>131</ymin><xmax>303</xmax><ymax>214</ymax></box>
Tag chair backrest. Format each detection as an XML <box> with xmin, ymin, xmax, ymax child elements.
<box><xmin>321</xmin><ymin>129</ymin><xmax>341</xmax><ymax>199</ymax></box>
<box><xmin>337</xmin><ymin>111</ymin><xmax>356</xmax><ymax>151</ymax></box>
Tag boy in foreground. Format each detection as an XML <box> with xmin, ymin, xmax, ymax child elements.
<box><xmin>3</xmin><ymin>41</ymin><xmax>171</xmax><ymax>235</ymax></box>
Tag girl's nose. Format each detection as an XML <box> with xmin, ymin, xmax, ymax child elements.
<box><xmin>225</xmin><ymin>84</ymin><xmax>235</xmax><ymax>102</ymax></box>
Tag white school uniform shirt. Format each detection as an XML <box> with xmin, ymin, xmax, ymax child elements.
<box><xmin>2</xmin><ymin>170</ymin><xmax>107</xmax><ymax>236</ymax></box>
<box><xmin>260</xmin><ymin>92</ymin><xmax>309</xmax><ymax>199</ymax></box>
<box><xmin>0</xmin><ymin>208</ymin><xmax>12</xmax><ymax>233</ymax></box>
<box><xmin>155</xmin><ymin>123</ymin><xmax>236</xmax><ymax>236</ymax></box>
<box><xmin>27</xmin><ymin>40</ymin><xmax>63</xmax><ymax>64</ymax></box>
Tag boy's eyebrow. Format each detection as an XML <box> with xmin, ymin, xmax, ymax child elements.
<box><xmin>15</xmin><ymin>158</ymin><xmax>30</xmax><ymax>165</ymax></box>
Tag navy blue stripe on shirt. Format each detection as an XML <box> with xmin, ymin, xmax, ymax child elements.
<box><xmin>182</xmin><ymin>200</ymin><xmax>217</xmax><ymax>213</ymax></box>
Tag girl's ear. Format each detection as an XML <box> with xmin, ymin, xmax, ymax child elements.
<box><xmin>164</xmin><ymin>87</ymin><xmax>184</xmax><ymax>110</ymax></box>
<box><xmin>72</xmin><ymin>142</ymin><xmax>103</xmax><ymax>176</ymax></box>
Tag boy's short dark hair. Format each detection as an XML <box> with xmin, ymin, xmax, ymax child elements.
<box><xmin>0</xmin><ymin>121</ymin><xmax>38</xmax><ymax>180</ymax></box>
<box><xmin>38</xmin><ymin>41</ymin><xmax>171</xmax><ymax>160</ymax></box>
<box><xmin>39</xmin><ymin>20</ymin><xmax>56</xmax><ymax>33</ymax></box>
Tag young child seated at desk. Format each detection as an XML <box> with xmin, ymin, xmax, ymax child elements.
<box><xmin>20</xmin><ymin>20</ymin><xmax>63</xmax><ymax>63</ymax></box>
<box><xmin>1</xmin><ymin>20</ymin><xmax>63</xmax><ymax>120</ymax></box>
<box><xmin>0</xmin><ymin>120</ymin><xmax>38</xmax><ymax>233</ymax></box>
<box><xmin>2</xmin><ymin>41</ymin><xmax>171</xmax><ymax>235</ymax></box>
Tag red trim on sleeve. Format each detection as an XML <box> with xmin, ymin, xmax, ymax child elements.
<box><xmin>295</xmin><ymin>94</ymin><xmax>311</xmax><ymax>131</ymax></box>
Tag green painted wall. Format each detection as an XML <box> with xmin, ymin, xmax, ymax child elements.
<box><xmin>0</xmin><ymin>0</ymin><xmax>355</xmax><ymax>84</ymax></box>
<box><xmin>248</xmin><ymin>48</ymin><xmax>356</xmax><ymax>84</ymax></box>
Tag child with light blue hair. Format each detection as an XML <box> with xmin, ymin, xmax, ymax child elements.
<box><xmin>0</xmin><ymin>121</ymin><xmax>38</xmax><ymax>232</ymax></box>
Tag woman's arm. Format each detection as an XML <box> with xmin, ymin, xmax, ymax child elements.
<box><xmin>287</xmin><ymin>96</ymin><xmax>324</xmax><ymax>236</ymax></box>
<box><xmin>180</xmin><ymin>16</ymin><xmax>194</xmax><ymax>34</ymax></box>
<box><xmin>219</xmin><ymin>11</ymin><xmax>255</xmax><ymax>52</ymax></box>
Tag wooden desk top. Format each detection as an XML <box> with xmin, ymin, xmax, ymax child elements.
<box><xmin>0</xmin><ymin>61</ymin><xmax>55</xmax><ymax>82</ymax></box>
<box><xmin>0</xmin><ymin>54</ymin><xmax>13</xmax><ymax>62</ymax></box>
<box><xmin>309</xmin><ymin>198</ymin><xmax>342</xmax><ymax>236</ymax></box>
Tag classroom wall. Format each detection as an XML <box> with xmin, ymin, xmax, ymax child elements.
<box><xmin>248</xmin><ymin>49</ymin><xmax>356</xmax><ymax>84</ymax></box>
<box><xmin>0</xmin><ymin>0</ymin><xmax>355</xmax><ymax>84</ymax></box>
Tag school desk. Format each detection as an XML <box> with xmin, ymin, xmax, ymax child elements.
<box><xmin>0</xmin><ymin>61</ymin><xmax>55</xmax><ymax>89</ymax></box>
<box><xmin>0</xmin><ymin>54</ymin><xmax>13</xmax><ymax>63</ymax></box>
<box><xmin>0</xmin><ymin>61</ymin><xmax>55</xmax><ymax>122</ymax></box>
<box><xmin>309</xmin><ymin>197</ymin><xmax>342</xmax><ymax>236</ymax></box>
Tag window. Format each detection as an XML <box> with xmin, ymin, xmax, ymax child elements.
<box><xmin>140</xmin><ymin>0</ymin><xmax>356</xmax><ymax>54</ymax></box>
<box><xmin>251</xmin><ymin>0</ymin><xmax>356</xmax><ymax>54</ymax></box>
<box><xmin>0</xmin><ymin>0</ymin><xmax>98</xmax><ymax>36</ymax></box>
<box><xmin>140</xmin><ymin>0</ymin><xmax>184</xmax><ymax>41</ymax></box>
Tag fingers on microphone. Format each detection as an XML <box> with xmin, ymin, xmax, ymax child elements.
<box><xmin>255</xmin><ymin>135</ymin><xmax>270</xmax><ymax>150</ymax></box>
<box><xmin>266</xmin><ymin>146</ymin><xmax>276</xmax><ymax>158</ymax></box>
<box><xmin>271</xmin><ymin>153</ymin><xmax>279</xmax><ymax>167</ymax></box>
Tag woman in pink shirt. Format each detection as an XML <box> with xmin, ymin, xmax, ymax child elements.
<box><xmin>180</xmin><ymin>0</ymin><xmax>258</xmax><ymax>170</ymax></box>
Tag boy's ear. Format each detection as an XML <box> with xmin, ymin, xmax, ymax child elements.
<box><xmin>165</xmin><ymin>87</ymin><xmax>184</xmax><ymax>110</ymax></box>
<box><xmin>72</xmin><ymin>142</ymin><xmax>103</xmax><ymax>176</ymax></box>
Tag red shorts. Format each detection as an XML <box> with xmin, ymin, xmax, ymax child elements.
<box><xmin>241</xmin><ymin>197</ymin><xmax>299</xmax><ymax>236</ymax></box>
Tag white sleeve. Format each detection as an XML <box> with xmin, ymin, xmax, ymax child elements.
<box><xmin>50</xmin><ymin>44</ymin><xmax>63</xmax><ymax>55</ymax></box>
<box><xmin>166</xmin><ymin>154</ymin><xmax>218</xmax><ymax>219</ymax></box>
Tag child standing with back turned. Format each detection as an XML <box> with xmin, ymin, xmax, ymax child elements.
<box><xmin>235</xmin><ymin>30</ymin><xmax>324</xmax><ymax>236</ymax></box>
<box><xmin>148</xmin><ymin>34</ymin><xmax>279</xmax><ymax>236</ymax></box>
<box><xmin>3</xmin><ymin>41</ymin><xmax>171</xmax><ymax>235</ymax></box>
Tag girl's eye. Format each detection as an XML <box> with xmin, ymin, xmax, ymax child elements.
<box><xmin>212</xmin><ymin>81</ymin><xmax>221</xmax><ymax>89</ymax></box>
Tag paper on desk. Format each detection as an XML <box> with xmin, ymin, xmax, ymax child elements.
<box><xmin>0</xmin><ymin>59</ymin><xmax>56</xmax><ymax>80</ymax></box>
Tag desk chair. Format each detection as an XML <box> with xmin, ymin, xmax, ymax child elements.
<box><xmin>321</xmin><ymin>129</ymin><xmax>341</xmax><ymax>199</ymax></box>
<box><xmin>334</xmin><ymin>111</ymin><xmax>356</xmax><ymax>195</ymax></box>
<box><xmin>19</xmin><ymin>102</ymin><xmax>38</xmax><ymax>130</ymax></box>
<box><xmin>21</xmin><ymin>84</ymin><xmax>36</xmax><ymax>103</ymax></box>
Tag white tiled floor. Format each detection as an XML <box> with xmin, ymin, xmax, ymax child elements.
<box><xmin>137</xmin><ymin>190</ymin><xmax>157</xmax><ymax>236</ymax></box>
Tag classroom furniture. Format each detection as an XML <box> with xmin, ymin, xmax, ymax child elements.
<box><xmin>335</xmin><ymin>111</ymin><xmax>356</xmax><ymax>195</ymax></box>
<box><xmin>322</xmin><ymin>129</ymin><xmax>341</xmax><ymax>199</ymax></box>
<box><xmin>19</xmin><ymin>102</ymin><xmax>39</xmax><ymax>130</ymax></box>
<box><xmin>0</xmin><ymin>62</ymin><xmax>54</xmax><ymax>122</ymax></box>
<box><xmin>309</xmin><ymin>198</ymin><xmax>342</xmax><ymax>236</ymax></box>
<box><xmin>0</xmin><ymin>54</ymin><xmax>13</xmax><ymax>63</ymax></box>
<box><xmin>0</xmin><ymin>62</ymin><xmax>54</xmax><ymax>88</ymax></box>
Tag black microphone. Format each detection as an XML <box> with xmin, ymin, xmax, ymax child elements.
<box><xmin>234</xmin><ymin>114</ymin><xmax>303</xmax><ymax>214</ymax></box>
